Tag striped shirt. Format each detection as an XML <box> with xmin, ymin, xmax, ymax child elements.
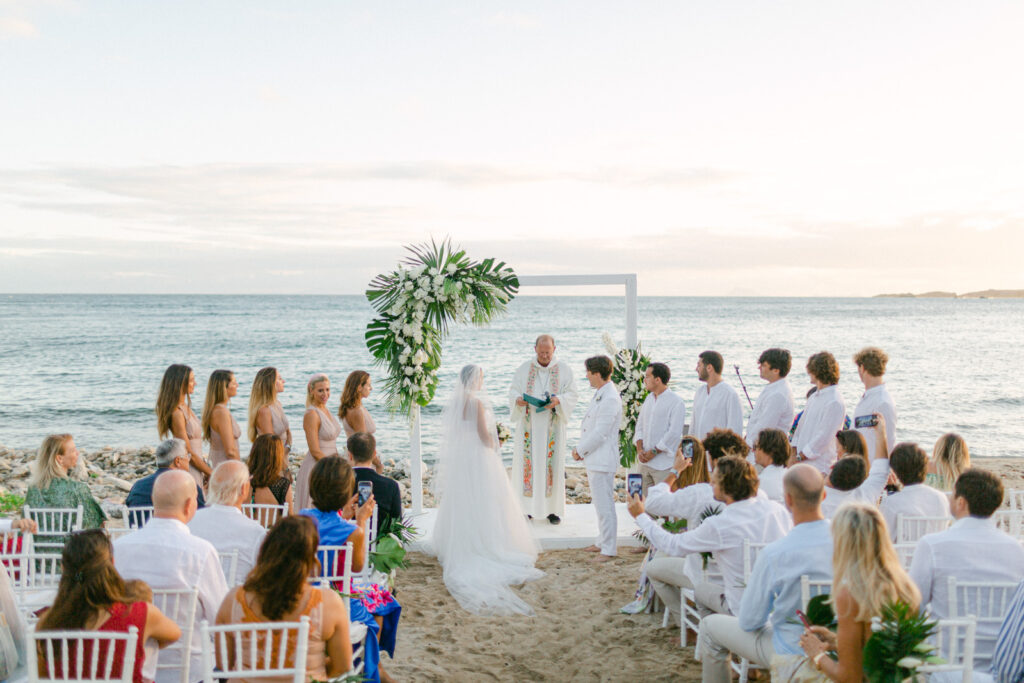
<box><xmin>992</xmin><ymin>579</ymin><xmax>1024</xmax><ymax>683</ymax></box>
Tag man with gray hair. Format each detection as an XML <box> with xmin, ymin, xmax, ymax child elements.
<box><xmin>188</xmin><ymin>460</ymin><xmax>267</xmax><ymax>581</ymax></box>
<box><xmin>126</xmin><ymin>438</ymin><xmax>206</xmax><ymax>509</ymax></box>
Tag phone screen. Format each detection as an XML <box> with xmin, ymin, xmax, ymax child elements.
<box><xmin>357</xmin><ymin>481</ymin><xmax>373</xmax><ymax>506</ymax></box>
<box><xmin>854</xmin><ymin>415</ymin><xmax>878</xmax><ymax>429</ymax></box>
<box><xmin>627</xmin><ymin>473</ymin><xmax>643</xmax><ymax>498</ymax></box>
<box><xmin>683</xmin><ymin>441</ymin><xmax>694</xmax><ymax>459</ymax></box>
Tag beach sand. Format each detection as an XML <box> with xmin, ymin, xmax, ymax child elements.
<box><xmin>386</xmin><ymin>548</ymin><xmax>701</xmax><ymax>682</ymax></box>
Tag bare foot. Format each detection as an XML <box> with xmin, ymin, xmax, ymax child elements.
<box><xmin>590</xmin><ymin>554</ymin><xmax>616</xmax><ymax>563</ymax></box>
<box><xmin>629</xmin><ymin>546</ymin><xmax>648</xmax><ymax>554</ymax></box>
<box><xmin>581</xmin><ymin>545</ymin><xmax>601</xmax><ymax>553</ymax></box>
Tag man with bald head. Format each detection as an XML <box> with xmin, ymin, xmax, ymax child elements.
<box><xmin>114</xmin><ymin>469</ymin><xmax>228</xmax><ymax>683</ymax></box>
<box><xmin>698</xmin><ymin>464</ymin><xmax>834</xmax><ymax>683</ymax></box>
<box><xmin>508</xmin><ymin>333</ymin><xmax>579</xmax><ymax>524</ymax></box>
<box><xmin>189</xmin><ymin>461</ymin><xmax>267</xmax><ymax>581</ymax></box>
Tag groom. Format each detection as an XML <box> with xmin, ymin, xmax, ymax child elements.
<box><xmin>509</xmin><ymin>334</ymin><xmax>579</xmax><ymax>524</ymax></box>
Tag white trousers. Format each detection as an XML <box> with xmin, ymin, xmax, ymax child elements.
<box><xmin>646</xmin><ymin>556</ymin><xmax>693</xmax><ymax>620</ymax></box>
<box><xmin>586</xmin><ymin>469</ymin><xmax>617</xmax><ymax>556</ymax></box>
<box><xmin>698</xmin><ymin>615</ymin><xmax>774</xmax><ymax>683</ymax></box>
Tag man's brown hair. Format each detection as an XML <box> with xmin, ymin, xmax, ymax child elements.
<box><xmin>714</xmin><ymin>455</ymin><xmax>759</xmax><ymax>501</ymax></box>
<box><xmin>853</xmin><ymin>347</ymin><xmax>889</xmax><ymax>378</ymax></box>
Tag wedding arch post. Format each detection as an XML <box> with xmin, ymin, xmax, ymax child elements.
<box><xmin>407</xmin><ymin>273</ymin><xmax>638</xmax><ymax>514</ymax></box>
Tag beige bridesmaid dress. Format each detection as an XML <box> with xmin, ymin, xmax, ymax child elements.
<box><xmin>294</xmin><ymin>406</ymin><xmax>342</xmax><ymax>511</ymax></box>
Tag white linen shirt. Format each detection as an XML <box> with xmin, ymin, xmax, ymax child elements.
<box><xmin>691</xmin><ymin>381</ymin><xmax>744</xmax><ymax>441</ymax></box>
<box><xmin>744</xmin><ymin>379</ymin><xmax>795</xmax><ymax>450</ymax></box>
<box><xmin>188</xmin><ymin>504</ymin><xmax>267</xmax><ymax>583</ymax></box>
<box><xmin>852</xmin><ymin>384</ymin><xmax>897</xmax><ymax>459</ymax></box>
<box><xmin>634</xmin><ymin>389</ymin><xmax>687</xmax><ymax>471</ymax></box>
<box><xmin>793</xmin><ymin>385</ymin><xmax>846</xmax><ymax>473</ymax></box>
<box><xmin>879</xmin><ymin>484</ymin><xmax>951</xmax><ymax>542</ymax></box>
<box><xmin>821</xmin><ymin>458</ymin><xmax>890</xmax><ymax>519</ymax></box>
<box><xmin>646</xmin><ymin>482</ymin><xmax>726</xmax><ymax>587</ymax></box>
<box><xmin>636</xmin><ymin>495</ymin><xmax>793</xmax><ymax>614</ymax></box>
<box><xmin>759</xmin><ymin>465</ymin><xmax>787</xmax><ymax>504</ymax></box>
<box><xmin>577</xmin><ymin>381</ymin><xmax>623</xmax><ymax>473</ymax></box>
<box><xmin>909</xmin><ymin>516</ymin><xmax>1024</xmax><ymax>669</ymax></box>
<box><xmin>114</xmin><ymin>517</ymin><xmax>229</xmax><ymax>683</ymax></box>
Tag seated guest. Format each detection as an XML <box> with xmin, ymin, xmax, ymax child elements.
<box><xmin>188</xmin><ymin>461</ymin><xmax>267</xmax><ymax>582</ymax></box>
<box><xmin>248</xmin><ymin>434</ymin><xmax>293</xmax><ymax>515</ymax></box>
<box><xmin>834</xmin><ymin>429</ymin><xmax>868</xmax><ymax>465</ymax></box>
<box><xmin>37</xmin><ymin>529</ymin><xmax>180</xmax><ymax>683</ymax></box>
<box><xmin>114</xmin><ymin>470</ymin><xmax>228</xmax><ymax>683</ymax></box>
<box><xmin>926</xmin><ymin>432</ymin><xmax>970</xmax><ymax>491</ymax></box>
<box><xmin>126</xmin><ymin>438</ymin><xmax>206</xmax><ymax>509</ymax></box>
<box><xmin>215</xmin><ymin>515</ymin><xmax>352</xmax><ymax>682</ymax></box>
<box><xmin>0</xmin><ymin>516</ymin><xmax>37</xmax><ymax>534</ymax></box>
<box><xmin>349</xmin><ymin>433</ymin><xmax>402</xmax><ymax>533</ymax></box>
<box><xmin>301</xmin><ymin>456</ymin><xmax>399</xmax><ymax>683</ymax></box>
<box><xmin>796</xmin><ymin>503</ymin><xmax>920</xmax><ymax>680</ymax></box>
<box><xmin>700</xmin><ymin>465</ymin><xmax>833</xmax><ymax>681</ymax></box>
<box><xmin>991</xmin><ymin>579</ymin><xmax>1024</xmax><ymax>683</ymax></box>
<box><xmin>27</xmin><ymin>434</ymin><xmax>107</xmax><ymax>535</ymax></box>
<box><xmin>820</xmin><ymin>413</ymin><xmax>890</xmax><ymax>519</ymax></box>
<box><xmin>880</xmin><ymin>442</ymin><xmax>951</xmax><ymax>542</ymax></box>
<box><xmin>909</xmin><ymin>468</ymin><xmax>1024</xmax><ymax>671</ymax></box>
<box><xmin>629</xmin><ymin>455</ymin><xmax>792</xmax><ymax>616</ymax></box>
<box><xmin>753</xmin><ymin>428</ymin><xmax>789</xmax><ymax>503</ymax></box>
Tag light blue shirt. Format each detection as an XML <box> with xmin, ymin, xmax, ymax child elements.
<box><xmin>992</xmin><ymin>579</ymin><xmax>1024</xmax><ymax>683</ymax></box>
<box><xmin>737</xmin><ymin>519</ymin><xmax>833</xmax><ymax>655</ymax></box>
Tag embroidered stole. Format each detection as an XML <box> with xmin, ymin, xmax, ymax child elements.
<box><xmin>522</xmin><ymin>362</ymin><xmax>559</xmax><ymax>498</ymax></box>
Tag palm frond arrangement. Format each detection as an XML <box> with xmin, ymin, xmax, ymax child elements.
<box><xmin>601</xmin><ymin>333</ymin><xmax>651</xmax><ymax>467</ymax></box>
<box><xmin>863</xmin><ymin>601</ymin><xmax>943</xmax><ymax>682</ymax></box>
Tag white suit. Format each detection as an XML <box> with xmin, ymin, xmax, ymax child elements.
<box><xmin>577</xmin><ymin>380</ymin><xmax>623</xmax><ymax>555</ymax></box>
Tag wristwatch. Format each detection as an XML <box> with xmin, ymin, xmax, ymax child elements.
<box><xmin>669</xmin><ymin>468</ymin><xmax>679</xmax><ymax>475</ymax></box>
<box><xmin>812</xmin><ymin>652</ymin><xmax>827</xmax><ymax>670</ymax></box>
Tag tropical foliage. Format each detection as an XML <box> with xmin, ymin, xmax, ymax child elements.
<box><xmin>863</xmin><ymin>601</ymin><xmax>943</xmax><ymax>682</ymax></box>
<box><xmin>601</xmin><ymin>333</ymin><xmax>651</xmax><ymax>468</ymax></box>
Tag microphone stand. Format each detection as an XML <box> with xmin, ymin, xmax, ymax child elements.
<box><xmin>734</xmin><ymin>365</ymin><xmax>754</xmax><ymax>410</ymax></box>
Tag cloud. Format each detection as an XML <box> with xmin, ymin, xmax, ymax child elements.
<box><xmin>0</xmin><ymin>16</ymin><xmax>37</xmax><ymax>37</ymax></box>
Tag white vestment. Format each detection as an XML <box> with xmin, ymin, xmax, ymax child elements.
<box><xmin>508</xmin><ymin>357</ymin><xmax>579</xmax><ymax>518</ymax></box>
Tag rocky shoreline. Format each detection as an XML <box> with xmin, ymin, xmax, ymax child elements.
<box><xmin>0</xmin><ymin>444</ymin><xmax>635</xmax><ymax>518</ymax></box>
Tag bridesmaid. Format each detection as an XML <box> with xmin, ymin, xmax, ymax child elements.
<box><xmin>295</xmin><ymin>373</ymin><xmax>342</xmax><ymax>512</ymax></box>
<box><xmin>155</xmin><ymin>364</ymin><xmax>211</xmax><ymax>489</ymax></box>
<box><xmin>248</xmin><ymin>366</ymin><xmax>292</xmax><ymax>455</ymax></box>
<box><xmin>338</xmin><ymin>370</ymin><xmax>382</xmax><ymax>472</ymax></box>
<box><xmin>203</xmin><ymin>369</ymin><xmax>240</xmax><ymax>468</ymax></box>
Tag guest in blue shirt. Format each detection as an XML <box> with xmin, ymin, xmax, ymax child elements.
<box><xmin>125</xmin><ymin>439</ymin><xmax>206</xmax><ymax>517</ymax></box>
<box><xmin>992</xmin><ymin>579</ymin><xmax>1024</xmax><ymax>683</ymax></box>
<box><xmin>699</xmin><ymin>464</ymin><xmax>834</xmax><ymax>683</ymax></box>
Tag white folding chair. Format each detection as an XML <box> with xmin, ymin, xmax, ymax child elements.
<box><xmin>218</xmin><ymin>549</ymin><xmax>240</xmax><ymax>586</ymax></box>
<box><xmin>895</xmin><ymin>514</ymin><xmax>951</xmax><ymax>544</ymax></box>
<box><xmin>150</xmin><ymin>587</ymin><xmax>199</xmax><ymax>683</ymax></box>
<box><xmin>917</xmin><ymin>617</ymin><xmax>977</xmax><ymax>682</ymax></box>
<box><xmin>242</xmin><ymin>503</ymin><xmax>287</xmax><ymax>529</ymax></box>
<box><xmin>199</xmin><ymin>617</ymin><xmax>309</xmax><ymax>683</ymax></box>
<box><xmin>800</xmin><ymin>575</ymin><xmax>833</xmax><ymax>611</ymax></box>
<box><xmin>23</xmin><ymin>505</ymin><xmax>83</xmax><ymax>553</ymax></box>
<box><xmin>947</xmin><ymin>576</ymin><xmax>1018</xmax><ymax>669</ymax></box>
<box><xmin>118</xmin><ymin>505</ymin><xmax>155</xmax><ymax>529</ymax></box>
<box><xmin>993</xmin><ymin>510</ymin><xmax>1024</xmax><ymax>539</ymax></box>
<box><xmin>353</xmin><ymin>507</ymin><xmax>379</xmax><ymax>589</ymax></box>
<box><xmin>103</xmin><ymin>527</ymin><xmax>134</xmax><ymax>542</ymax></box>
<box><xmin>1006</xmin><ymin>489</ymin><xmax>1024</xmax><ymax>511</ymax></box>
<box><xmin>730</xmin><ymin>541</ymin><xmax>769</xmax><ymax>683</ymax></box>
<box><xmin>12</xmin><ymin>552</ymin><xmax>63</xmax><ymax>610</ymax></box>
<box><xmin>311</xmin><ymin>544</ymin><xmax>367</xmax><ymax>674</ymax></box>
<box><xmin>893</xmin><ymin>542</ymin><xmax>917</xmax><ymax>570</ymax></box>
<box><xmin>681</xmin><ymin>558</ymin><xmax>723</xmax><ymax>648</ymax></box>
<box><xmin>27</xmin><ymin>625</ymin><xmax>139</xmax><ymax>683</ymax></box>
<box><xmin>0</xmin><ymin>528</ymin><xmax>33</xmax><ymax>584</ymax></box>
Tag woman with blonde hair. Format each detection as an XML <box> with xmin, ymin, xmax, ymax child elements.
<box><xmin>926</xmin><ymin>433</ymin><xmax>970</xmax><ymax>491</ymax></box>
<box><xmin>338</xmin><ymin>370</ymin><xmax>382</xmax><ymax>472</ymax></box>
<box><xmin>202</xmin><ymin>370</ymin><xmax>240</xmax><ymax>468</ymax></box>
<box><xmin>248</xmin><ymin>367</ymin><xmax>292</xmax><ymax>454</ymax></box>
<box><xmin>794</xmin><ymin>502</ymin><xmax>921</xmax><ymax>681</ymax></box>
<box><xmin>27</xmin><ymin>434</ymin><xmax>107</xmax><ymax>531</ymax></box>
<box><xmin>155</xmin><ymin>363</ymin><xmax>211</xmax><ymax>489</ymax></box>
<box><xmin>295</xmin><ymin>374</ymin><xmax>342</xmax><ymax>512</ymax></box>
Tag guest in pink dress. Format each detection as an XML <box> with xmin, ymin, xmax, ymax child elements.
<box><xmin>338</xmin><ymin>371</ymin><xmax>382</xmax><ymax>473</ymax></box>
<box><xmin>155</xmin><ymin>364</ymin><xmax>211</xmax><ymax>490</ymax></box>
<box><xmin>248</xmin><ymin>366</ymin><xmax>293</xmax><ymax>455</ymax></box>
<box><xmin>295</xmin><ymin>373</ymin><xmax>343</xmax><ymax>512</ymax></box>
<box><xmin>202</xmin><ymin>369</ymin><xmax>241</xmax><ymax>468</ymax></box>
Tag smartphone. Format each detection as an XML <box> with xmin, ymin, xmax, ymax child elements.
<box><xmin>796</xmin><ymin>609</ymin><xmax>812</xmax><ymax>629</ymax></box>
<box><xmin>627</xmin><ymin>473</ymin><xmax>643</xmax><ymax>498</ymax></box>
<box><xmin>854</xmin><ymin>414</ymin><xmax>878</xmax><ymax>429</ymax></box>
<box><xmin>357</xmin><ymin>481</ymin><xmax>373</xmax><ymax>506</ymax></box>
<box><xmin>682</xmin><ymin>441</ymin><xmax>694</xmax><ymax>460</ymax></box>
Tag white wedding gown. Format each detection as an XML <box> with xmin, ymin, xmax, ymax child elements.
<box><xmin>428</xmin><ymin>365</ymin><xmax>544</xmax><ymax>616</ymax></box>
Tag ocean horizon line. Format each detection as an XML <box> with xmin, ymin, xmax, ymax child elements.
<box><xmin>4</xmin><ymin>292</ymin><xmax>1022</xmax><ymax>300</ymax></box>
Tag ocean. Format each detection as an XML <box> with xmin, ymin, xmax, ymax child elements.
<box><xmin>1</xmin><ymin>294</ymin><xmax>1021</xmax><ymax>464</ymax></box>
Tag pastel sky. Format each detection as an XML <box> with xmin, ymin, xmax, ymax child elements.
<box><xmin>2</xmin><ymin>1</ymin><xmax>1023</xmax><ymax>296</ymax></box>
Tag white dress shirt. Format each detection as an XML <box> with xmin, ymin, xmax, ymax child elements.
<box><xmin>738</xmin><ymin>519</ymin><xmax>833</xmax><ymax>655</ymax></box>
<box><xmin>188</xmin><ymin>504</ymin><xmax>267</xmax><ymax>583</ymax></box>
<box><xmin>114</xmin><ymin>517</ymin><xmax>229</xmax><ymax>683</ymax></box>
<box><xmin>691</xmin><ymin>381</ymin><xmax>744</xmax><ymax>441</ymax></box>
<box><xmin>646</xmin><ymin>481</ymin><xmax>727</xmax><ymax>588</ymax></box>
<box><xmin>759</xmin><ymin>465</ymin><xmax>787</xmax><ymax>504</ymax></box>
<box><xmin>821</xmin><ymin>458</ymin><xmax>890</xmax><ymax>519</ymax></box>
<box><xmin>634</xmin><ymin>389</ymin><xmax>687</xmax><ymax>471</ymax></box>
<box><xmin>852</xmin><ymin>383</ymin><xmax>897</xmax><ymax>459</ymax></box>
<box><xmin>793</xmin><ymin>385</ymin><xmax>846</xmax><ymax>473</ymax></box>
<box><xmin>637</xmin><ymin>495</ymin><xmax>793</xmax><ymax>614</ymax></box>
<box><xmin>879</xmin><ymin>483</ymin><xmax>951</xmax><ymax>542</ymax></box>
<box><xmin>577</xmin><ymin>381</ymin><xmax>623</xmax><ymax>473</ymax></box>
<box><xmin>909</xmin><ymin>516</ymin><xmax>1024</xmax><ymax>669</ymax></box>
<box><xmin>744</xmin><ymin>379</ymin><xmax>795</xmax><ymax>450</ymax></box>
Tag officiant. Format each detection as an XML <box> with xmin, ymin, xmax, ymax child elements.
<box><xmin>508</xmin><ymin>334</ymin><xmax>579</xmax><ymax>524</ymax></box>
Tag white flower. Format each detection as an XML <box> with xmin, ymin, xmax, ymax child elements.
<box><xmin>413</xmin><ymin>330</ymin><xmax>423</xmax><ymax>344</ymax></box>
<box><xmin>413</xmin><ymin>288</ymin><xmax>426</xmax><ymax>300</ymax></box>
<box><xmin>602</xmin><ymin>332</ymin><xmax>618</xmax><ymax>355</ymax></box>
<box><xmin>403</xmin><ymin>378</ymin><xmax>412</xmax><ymax>387</ymax></box>
<box><xmin>403</xmin><ymin>281</ymin><xmax>414</xmax><ymax>291</ymax></box>
<box><xmin>870</xmin><ymin>617</ymin><xmax>883</xmax><ymax>632</ymax></box>
<box><xmin>402</xmin><ymin>324</ymin><xmax>416</xmax><ymax>337</ymax></box>
<box><xmin>432</xmin><ymin>274</ymin><xmax>445</xmax><ymax>288</ymax></box>
<box><xmin>413</xmin><ymin>265</ymin><xmax>426</xmax><ymax>277</ymax></box>
<box><xmin>417</xmin><ymin>276</ymin><xmax>429</xmax><ymax>289</ymax></box>
<box><xmin>413</xmin><ymin>308</ymin><xmax>425</xmax><ymax>321</ymax></box>
<box><xmin>896</xmin><ymin>657</ymin><xmax>922</xmax><ymax>669</ymax></box>
<box><xmin>465</xmin><ymin>293</ymin><xmax>475</xmax><ymax>303</ymax></box>
<box><xmin>446</xmin><ymin>263</ymin><xmax>457</xmax><ymax>274</ymax></box>
<box><xmin>404</xmin><ymin>367</ymin><xmax>414</xmax><ymax>376</ymax></box>
<box><xmin>413</xmin><ymin>349</ymin><xmax>429</xmax><ymax>366</ymax></box>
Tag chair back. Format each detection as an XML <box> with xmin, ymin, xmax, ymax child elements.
<box><xmin>740</xmin><ymin>540</ymin><xmax>768</xmax><ymax>581</ymax></box>
<box><xmin>993</xmin><ymin>509</ymin><xmax>1024</xmax><ymax>539</ymax></box>
<box><xmin>313</xmin><ymin>544</ymin><xmax>353</xmax><ymax>595</ymax></box>
<box><xmin>103</xmin><ymin>527</ymin><xmax>134</xmax><ymax>542</ymax></box>
<box><xmin>916</xmin><ymin>617</ymin><xmax>977</xmax><ymax>681</ymax></box>
<box><xmin>0</xmin><ymin>528</ymin><xmax>34</xmax><ymax>582</ymax></box>
<box><xmin>799</xmin><ymin>575</ymin><xmax>832</xmax><ymax>611</ymax></box>
<box><xmin>1006</xmin><ymin>489</ymin><xmax>1024</xmax><ymax>511</ymax></box>
<box><xmin>120</xmin><ymin>506</ymin><xmax>155</xmax><ymax>529</ymax></box>
<box><xmin>27</xmin><ymin>625</ymin><xmax>139</xmax><ymax>683</ymax></box>
<box><xmin>893</xmin><ymin>542</ymin><xmax>917</xmax><ymax>570</ymax></box>
<box><xmin>11</xmin><ymin>553</ymin><xmax>63</xmax><ymax>600</ymax></box>
<box><xmin>150</xmin><ymin>587</ymin><xmax>199</xmax><ymax>683</ymax></box>
<box><xmin>199</xmin><ymin>617</ymin><xmax>310</xmax><ymax>683</ymax></box>
<box><xmin>895</xmin><ymin>514</ymin><xmax>951</xmax><ymax>544</ymax></box>
<box><xmin>947</xmin><ymin>576</ymin><xmax>1018</xmax><ymax>667</ymax></box>
<box><xmin>242</xmin><ymin>504</ymin><xmax>287</xmax><ymax>529</ymax></box>
<box><xmin>218</xmin><ymin>549</ymin><xmax>240</xmax><ymax>586</ymax></box>
<box><xmin>24</xmin><ymin>505</ymin><xmax>84</xmax><ymax>553</ymax></box>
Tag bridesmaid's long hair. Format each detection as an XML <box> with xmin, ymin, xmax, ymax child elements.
<box><xmin>338</xmin><ymin>370</ymin><xmax>370</xmax><ymax>420</ymax></box>
<box><xmin>202</xmin><ymin>369</ymin><xmax>235</xmax><ymax>441</ymax></box>
<box><xmin>248</xmin><ymin>367</ymin><xmax>279</xmax><ymax>441</ymax></box>
<box><xmin>156</xmin><ymin>364</ymin><xmax>193</xmax><ymax>438</ymax></box>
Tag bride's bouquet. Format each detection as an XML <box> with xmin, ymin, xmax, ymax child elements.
<box><xmin>496</xmin><ymin>422</ymin><xmax>512</xmax><ymax>447</ymax></box>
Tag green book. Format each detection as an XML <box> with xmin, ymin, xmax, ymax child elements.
<box><xmin>523</xmin><ymin>392</ymin><xmax>552</xmax><ymax>410</ymax></box>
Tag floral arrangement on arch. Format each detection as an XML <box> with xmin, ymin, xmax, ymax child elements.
<box><xmin>602</xmin><ymin>332</ymin><xmax>651</xmax><ymax>468</ymax></box>
<box><xmin>365</xmin><ymin>239</ymin><xmax>519</xmax><ymax>418</ymax></box>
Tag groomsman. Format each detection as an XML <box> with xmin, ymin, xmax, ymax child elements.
<box><xmin>852</xmin><ymin>347</ymin><xmax>896</xmax><ymax>460</ymax></box>
<box><xmin>691</xmin><ymin>351</ymin><xmax>744</xmax><ymax>441</ymax></box>
<box><xmin>635</xmin><ymin>362</ymin><xmax>686</xmax><ymax>496</ymax></box>
<box><xmin>573</xmin><ymin>355</ymin><xmax>623</xmax><ymax>563</ymax></box>
<box><xmin>744</xmin><ymin>349</ymin><xmax>795</xmax><ymax>459</ymax></box>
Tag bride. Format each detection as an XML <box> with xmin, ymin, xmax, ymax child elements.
<box><xmin>429</xmin><ymin>364</ymin><xmax>544</xmax><ymax>616</ymax></box>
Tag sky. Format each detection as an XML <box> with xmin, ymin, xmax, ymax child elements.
<box><xmin>2</xmin><ymin>1</ymin><xmax>1023</xmax><ymax>296</ymax></box>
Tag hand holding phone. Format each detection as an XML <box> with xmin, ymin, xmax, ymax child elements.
<box><xmin>796</xmin><ymin>609</ymin><xmax>812</xmax><ymax>629</ymax></box>
<box><xmin>627</xmin><ymin>473</ymin><xmax>643</xmax><ymax>499</ymax></box>
<box><xmin>683</xmin><ymin>441</ymin><xmax>694</xmax><ymax>460</ymax></box>
<box><xmin>357</xmin><ymin>481</ymin><xmax>373</xmax><ymax>507</ymax></box>
<box><xmin>854</xmin><ymin>414</ymin><xmax>878</xmax><ymax>429</ymax></box>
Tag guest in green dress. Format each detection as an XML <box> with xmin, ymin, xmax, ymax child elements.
<box><xmin>26</xmin><ymin>434</ymin><xmax>107</xmax><ymax>533</ymax></box>
<box><xmin>925</xmin><ymin>432</ymin><xmax>970</xmax><ymax>491</ymax></box>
